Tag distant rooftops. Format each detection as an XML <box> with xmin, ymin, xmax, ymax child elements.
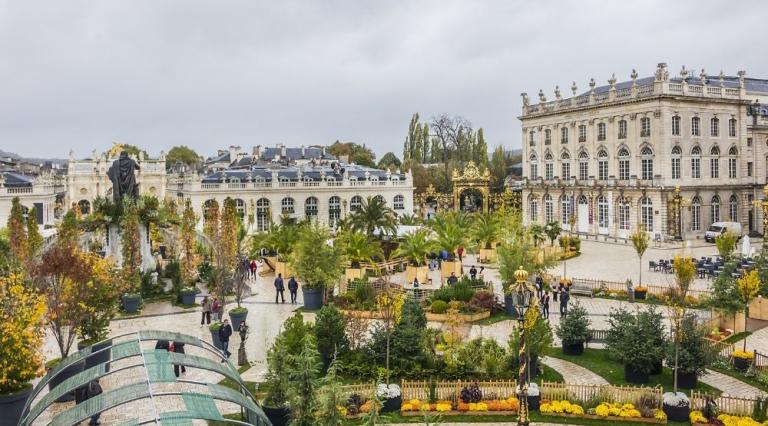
<box><xmin>0</xmin><ymin>171</ymin><xmax>34</xmax><ymax>187</ymax></box>
<box><xmin>201</xmin><ymin>163</ymin><xmax>405</xmax><ymax>183</ymax></box>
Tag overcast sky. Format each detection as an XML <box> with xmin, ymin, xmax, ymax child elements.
<box><xmin>0</xmin><ymin>1</ymin><xmax>764</xmax><ymax>160</ymax></box>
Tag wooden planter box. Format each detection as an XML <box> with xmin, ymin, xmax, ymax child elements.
<box><xmin>275</xmin><ymin>261</ymin><xmax>293</xmax><ymax>278</ymax></box>
<box><xmin>441</xmin><ymin>260</ymin><xmax>463</xmax><ymax>280</ymax></box>
<box><xmin>542</xmin><ymin>412</ymin><xmax>665</xmax><ymax>424</ymax></box>
<box><xmin>406</xmin><ymin>265</ymin><xmax>428</xmax><ymax>283</ymax></box>
<box><xmin>340</xmin><ymin>309</ymin><xmax>384</xmax><ymax>319</ymax></box>
<box><xmin>401</xmin><ymin>410</ymin><xmax>517</xmax><ymax>417</ymax></box>
<box><xmin>345</xmin><ymin>267</ymin><xmax>365</xmax><ymax>282</ymax></box>
<box><xmin>425</xmin><ymin>310</ymin><xmax>491</xmax><ymax>322</ymax></box>
<box><xmin>478</xmin><ymin>247</ymin><xmax>497</xmax><ymax>263</ymax></box>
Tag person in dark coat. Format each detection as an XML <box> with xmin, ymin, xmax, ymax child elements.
<box><xmin>155</xmin><ymin>339</ymin><xmax>170</xmax><ymax>351</ymax></box>
<box><xmin>469</xmin><ymin>265</ymin><xmax>478</xmax><ymax>280</ymax></box>
<box><xmin>559</xmin><ymin>288</ymin><xmax>570</xmax><ymax>317</ymax></box>
<box><xmin>170</xmin><ymin>341</ymin><xmax>186</xmax><ymax>377</ymax></box>
<box><xmin>446</xmin><ymin>272</ymin><xmax>458</xmax><ymax>285</ymax></box>
<box><xmin>84</xmin><ymin>379</ymin><xmax>103</xmax><ymax>425</ymax></box>
<box><xmin>287</xmin><ymin>276</ymin><xmax>299</xmax><ymax>304</ymax></box>
<box><xmin>219</xmin><ymin>319</ymin><xmax>233</xmax><ymax>360</ymax></box>
<box><xmin>540</xmin><ymin>293</ymin><xmax>550</xmax><ymax>319</ymax></box>
<box><xmin>274</xmin><ymin>273</ymin><xmax>285</xmax><ymax>304</ymax></box>
<box><xmin>535</xmin><ymin>275</ymin><xmax>544</xmax><ymax>298</ymax></box>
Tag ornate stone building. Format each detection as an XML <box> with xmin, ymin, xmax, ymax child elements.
<box><xmin>0</xmin><ymin>171</ymin><xmax>64</xmax><ymax>228</ymax></box>
<box><xmin>521</xmin><ymin>63</ymin><xmax>768</xmax><ymax>241</ymax></box>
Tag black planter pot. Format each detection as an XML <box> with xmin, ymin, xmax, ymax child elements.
<box><xmin>122</xmin><ymin>294</ymin><xmax>141</xmax><ymax>313</ymax></box>
<box><xmin>229</xmin><ymin>310</ymin><xmax>248</xmax><ymax>328</ymax></box>
<box><xmin>527</xmin><ymin>394</ymin><xmax>541</xmax><ymax>411</ymax></box>
<box><xmin>0</xmin><ymin>386</ymin><xmax>32</xmax><ymax>426</ymax></box>
<box><xmin>676</xmin><ymin>371</ymin><xmax>698</xmax><ymax>389</ymax></box>
<box><xmin>624</xmin><ymin>364</ymin><xmax>649</xmax><ymax>384</ymax></box>
<box><xmin>382</xmin><ymin>395</ymin><xmax>402</xmax><ymax>413</ymax></box>
<box><xmin>651</xmin><ymin>360</ymin><xmax>663</xmax><ymax>375</ymax></box>
<box><xmin>733</xmin><ymin>357</ymin><xmax>751</xmax><ymax>372</ymax></box>
<box><xmin>262</xmin><ymin>406</ymin><xmax>291</xmax><ymax>426</ymax></box>
<box><xmin>663</xmin><ymin>402</ymin><xmax>691</xmax><ymax>422</ymax></box>
<box><xmin>210</xmin><ymin>329</ymin><xmax>223</xmax><ymax>350</ymax></box>
<box><xmin>302</xmin><ymin>287</ymin><xmax>324</xmax><ymax>310</ymax></box>
<box><xmin>635</xmin><ymin>291</ymin><xmax>647</xmax><ymax>300</ymax></box>
<box><xmin>180</xmin><ymin>292</ymin><xmax>197</xmax><ymax>305</ymax></box>
<box><xmin>504</xmin><ymin>294</ymin><xmax>519</xmax><ymax>317</ymax></box>
<box><xmin>48</xmin><ymin>361</ymin><xmax>85</xmax><ymax>402</ymax></box>
<box><xmin>79</xmin><ymin>340</ymin><xmax>112</xmax><ymax>373</ymax></box>
<box><xmin>562</xmin><ymin>341</ymin><xmax>585</xmax><ymax>356</ymax></box>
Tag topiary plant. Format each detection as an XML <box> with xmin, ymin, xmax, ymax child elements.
<box><xmin>555</xmin><ymin>302</ymin><xmax>591</xmax><ymax>345</ymax></box>
<box><xmin>430</xmin><ymin>300</ymin><xmax>448</xmax><ymax>314</ymax></box>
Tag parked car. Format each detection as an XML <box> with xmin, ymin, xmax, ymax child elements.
<box><xmin>704</xmin><ymin>221</ymin><xmax>742</xmax><ymax>243</ymax></box>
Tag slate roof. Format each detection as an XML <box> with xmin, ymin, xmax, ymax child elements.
<box><xmin>201</xmin><ymin>164</ymin><xmax>405</xmax><ymax>183</ymax></box>
<box><xmin>580</xmin><ymin>75</ymin><xmax>768</xmax><ymax>97</ymax></box>
<box><xmin>1</xmin><ymin>171</ymin><xmax>34</xmax><ymax>187</ymax></box>
<box><xmin>261</xmin><ymin>146</ymin><xmax>335</xmax><ymax>161</ymax></box>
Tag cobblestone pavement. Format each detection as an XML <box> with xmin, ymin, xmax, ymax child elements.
<box><xmin>699</xmin><ymin>369</ymin><xmax>768</xmax><ymax>398</ymax></box>
<box><xmin>539</xmin><ymin>356</ymin><xmax>608</xmax><ymax>385</ymax></box>
<box><xmin>740</xmin><ymin>325</ymin><xmax>768</xmax><ymax>354</ymax></box>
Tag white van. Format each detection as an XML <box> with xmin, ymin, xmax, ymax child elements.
<box><xmin>704</xmin><ymin>222</ymin><xmax>742</xmax><ymax>243</ymax></box>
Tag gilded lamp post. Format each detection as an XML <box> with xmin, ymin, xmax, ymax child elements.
<box><xmin>511</xmin><ymin>266</ymin><xmax>536</xmax><ymax>426</ymax></box>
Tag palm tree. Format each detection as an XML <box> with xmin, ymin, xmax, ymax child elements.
<box><xmin>472</xmin><ymin>213</ymin><xmax>500</xmax><ymax>250</ymax></box>
<box><xmin>396</xmin><ymin>229</ymin><xmax>435</xmax><ymax>266</ymax></box>
<box><xmin>398</xmin><ymin>213</ymin><xmax>421</xmax><ymax>226</ymax></box>
<box><xmin>337</xmin><ymin>230</ymin><xmax>384</xmax><ymax>268</ymax></box>
<box><xmin>430</xmin><ymin>212</ymin><xmax>468</xmax><ymax>258</ymax></box>
<box><xmin>529</xmin><ymin>224</ymin><xmax>545</xmax><ymax>247</ymax></box>
<box><xmin>348</xmin><ymin>196</ymin><xmax>397</xmax><ymax>238</ymax></box>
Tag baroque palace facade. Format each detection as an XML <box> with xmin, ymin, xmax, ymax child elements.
<box><xmin>521</xmin><ymin>63</ymin><xmax>768</xmax><ymax>241</ymax></box>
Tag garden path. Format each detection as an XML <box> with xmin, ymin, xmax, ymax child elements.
<box><xmin>738</xmin><ymin>325</ymin><xmax>768</xmax><ymax>354</ymax></box>
<box><xmin>539</xmin><ymin>356</ymin><xmax>608</xmax><ymax>385</ymax></box>
<box><xmin>699</xmin><ymin>369</ymin><xmax>767</xmax><ymax>398</ymax></box>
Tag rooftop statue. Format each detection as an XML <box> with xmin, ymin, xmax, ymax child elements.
<box><xmin>107</xmin><ymin>151</ymin><xmax>140</xmax><ymax>202</ymax></box>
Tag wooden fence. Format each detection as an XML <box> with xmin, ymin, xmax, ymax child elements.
<box><xmin>588</xmin><ymin>329</ymin><xmax>608</xmax><ymax>344</ymax></box>
<box><xmin>400</xmin><ymin>380</ymin><xmax>517</xmax><ymax>401</ymax></box>
<box><xmin>339</xmin><ymin>383</ymin><xmax>376</xmax><ymax>399</ymax></box>
<box><xmin>540</xmin><ymin>381</ymin><xmax>663</xmax><ymax>407</ymax></box>
<box><xmin>571</xmin><ymin>277</ymin><xmax>711</xmax><ymax>300</ymax></box>
<box><xmin>691</xmin><ymin>391</ymin><xmax>760</xmax><ymax>417</ymax></box>
<box><xmin>754</xmin><ymin>351</ymin><xmax>768</xmax><ymax>372</ymax></box>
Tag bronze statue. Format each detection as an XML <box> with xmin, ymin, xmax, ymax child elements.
<box><xmin>107</xmin><ymin>151</ymin><xmax>140</xmax><ymax>202</ymax></box>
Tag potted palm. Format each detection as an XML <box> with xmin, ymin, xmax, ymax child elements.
<box><xmin>337</xmin><ymin>230</ymin><xmax>383</xmax><ymax>281</ymax></box>
<box><xmin>347</xmin><ymin>196</ymin><xmax>397</xmax><ymax>238</ymax></box>
<box><xmin>290</xmin><ymin>223</ymin><xmax>343</xmax><ymax>310</ymax></box>
<box><xmin>555</xmin><ymin>302</ymin><xmax>591</xmax><ymax>355</ymax></box>
<box><xmin>473</xmin><ymin>213</ymin><xmax>499</xmax><ymax>263</ymax></box>
<box><xmin>432</xmin><ymin>213</ymin><xmax>467</xmax><ymax>280</ymax></box>
<box><xmin>396</xmin><ymin>229</ymin><xmax>435</xmax><ymax>284</ymax></box>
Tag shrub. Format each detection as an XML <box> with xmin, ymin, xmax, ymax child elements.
<box><xmin>460</xmin><ymin>382</ymin><xmax>482</xmax><ymax>403</ymax></box>
<box><xmin>665</xmin><ymin>313</ymin><xmax>713</xmax><ymax>376</ymax></box>
<box><xmin>606</xmin><ymin>306</ymin><xmax>666</xmax><ymax>374</ymax></box>
<box><xmin>733</xmin><ymin>350</ymin><xmax>755</xmax><ymax>360</ymax></box>
<box><xmin>468</xmin><ymin>290</ymin><xmax>496</xmax><ymax>312</ymax></box>
<box><xmin>431</xmin><ymin>300</ymin><xmax>449</xmax><ymax>314</ymax></box>
<box><xmin>431</xmin><ymin>279</ymin><xmax>475</xmax><ymax>303</ymax></box>
<box><xmin>314</xmin><ymin>305</ymin><xmax>349</xmax><ymax>363</ymax></box>
<box><xmin>353</xmin><ymin>280</ymin><xmax>375</xmax><ymax>304</ymax></box>
<box><xmin>555</xmin><ymin>302</ymin><xmax>591</xmax><ymax>344</ymax></box>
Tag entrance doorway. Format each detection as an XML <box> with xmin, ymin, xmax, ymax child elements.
<box><xmin>577</xmin><ymin>196</ymin><xmax>589</xmax><ymax>233</ymax></box>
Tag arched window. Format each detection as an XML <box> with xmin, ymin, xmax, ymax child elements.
<box><xmin>618</xmin><ymin>120</ymin><xmax>627</xmax><ymax>139</ymax></box>
<box><xmin>618</xmin><ymin>197</ymin><xmax>630</xmax><ymax>230</ymax></box>
<box><xmin>394</xmin><ymin>195</ymin><xmax>405</xmax><ymax>210</ymax></box>
<box><xmin>373</xmin><ymin>195</ymin><xmax>385</xmax><ymax>205</ymax></box>
<box><xmin>529</xmin><ymin>196</ymin><xmax>539</xmax><ymax>222</ymax></box>
<box><xmin>305</xmin><ymin>196</ymin><xmax>318</xmax><ymax>218</ymax></box>
<box><xmin>329</xmin><ymin>196</ymin><xmax>341</xmax><ymax>227</ymax></box>
<box><xmin>529</xmin><ymin>153</ymin><xmax>538</xmax><ymax>180</ymax></box>
<box><xmin>692</xmin><ymin>116</ymin><xmax>701</xmax><ymax>136</ymax></box>
<box><xmin>78</xmin><ymin>199</ymin><xmax>91</xmax><ymax>215</ymax></box>
<box><xmin>281</xmin><ymin>197</ymin><xmax>295</xmax><ymax>214</ymax></box>
<box><xmin>729</xmin><ymin>118</ymin><xmax>737</xmax><ymax>137</ymax></box>
<box><xmin>671</xmin><ymin>145</ymin><xmax>682</xmax><ymax>179</ymax></box>
<box><xmin>560</xmin><ymin>195</ymin><xmax>572</xmax><ymax>225</ymax></box>
<box><xmin>597</xmin><ymin>195</ymin><xmax>609</xmax><ymax>230</ymax></box>
<box><xmin>350</xmin><ymin>196</ymin><xmax>363</xmax><ymax>212</ymax></box>
<box><xmin>544</xmin><ymin>152</ymin><xmax>554</xmax><ymax>180</ymax></box>
<box><xmin>711</xmin><ymin>195</ymin><xmax>721</xmax><ymax>224</ymax></box>
<box><xmin>578</xmin><ymin>151</ymin><xmax>589</xmax><ymax>180</ymax></box>
<box><xmin>561</xmin><ymin>151</ymin><xmax>571</xmax><ymax>180</ymax></box>
<box><xmin>711</xmin><ymin>117</ymin><xmax>720</xmax><ymax>137</ymax></box>
<box><xmin>729</xmin><ymin>195</ymin><xmax>739</xmax><ymax>221</ymax></box>
<box><xmin>256</xmin><ymin>198</ymin><xmax>270</xmax><ymax>231</ymax></box>
<box><xmin>672</xmin><ymin>115</ymin><xmax>681</xmax><ymax>136</ymax></box>
<box><xmin>710</xmin><ymin>146</ymin><xmax>720</xmax><ymax>179</ymax></box>
<box><xmin>618</xmin><ymin>147</ymin><xmax>630</xmax><ymax>180</ymax></box>
<box><xmin>691</xmin><ymin>146</ymin><xmax>701</xmax><ymax>179</ymax></box>
<box><xmin>544</xmin><ymin>194</ymin><xmax>553</xmax><ymax>223</ymax></box>
<box><xmin>728</xmin><ymin>146</ymin><xmax>738</xmax><ymax>178</ymax></box>
<box><xmin>640</xmin><ymin>197</ymin><xmax>653</xmax><ymax>232</ymax></box>
<box><xmin>691</xmin><ymin>196</ymin><xmax>701</xmax><ymax>231</ymax></box>
<box><xmin>234</xmin><ymin>198</ymin><xmax>246</xmax><ymax>221</ymax></box>
<box><xmin>597</xmin><ymin>149</ymin><xmax>608</xmax><ymax>180</ymax></box>
<box><xmin>641</xmin><ymin>146</ymin><xmax>654</xmax><ymax>180</ymax></box>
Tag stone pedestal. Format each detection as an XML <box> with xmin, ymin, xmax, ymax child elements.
<box><xmin>105</xmin><ymin>224</ymin><xmax>156</xmax><ymax>272</ymax></box>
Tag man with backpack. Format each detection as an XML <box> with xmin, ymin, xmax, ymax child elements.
<box><xmin>287</xmin><ymin>276</ymin><xmax>299</xmax><ymax>304</ymax></box>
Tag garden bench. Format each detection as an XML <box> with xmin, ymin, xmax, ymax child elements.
<box><xmin>569</xmin><ymin>282</ymin><xmax>592</xmax><ymax>297</ymax></box>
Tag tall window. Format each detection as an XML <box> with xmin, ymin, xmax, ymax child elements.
<box><xmin>711</xmin><ymin>117</ymin><xmax>720</xmax><ymax>137</ymax></box>
<box><xmin>729</xmin><ymin>118</ymin><xmax>737</xmax><ymax>137</ymax></box>
<box><xmin>529</xmin><ymin>198</ymin><xmax>538</xmax><ymax>222</ymax></box>
<box><xmin>529</xmin><ymin>131</ymin><xmax>535</xmax><ymax>146</ymax></box>
<box><xmin>729</xmin><ymin>195</ymin><xmax>738</xmax><ymax>221</ymax></box>
<box><xmin>256</xmin><ymin>198</ymin><xmax>270</xmax><ymax>231</ymax></box>
<box><xmin>305</xmin><ymin>196</ymin><xmax>318</xmax><ymax>218</ymax></box>
<box><xmin>641</xmin><ymin>197</ymin><xmax>653</xmax><ymax>232</ymax></box>
<box><xmin>561</xmin><ymin>127</ymin><xmax>568</xmax><ymax>144</ymax></box>
<box><xmin>640</xmin><ymin>146</ymin><xmax>653</xmax><ymax>180</ymax></box>
<box><xmin>597</xmin><ymin>122</ymin><xmax>606</xmax><ymax>141</ymax></box>
<box><xmin>281</xmin><ymin>197</ymin><xmax>295</xmax><ymax>214</ymax></box>
<box><xmin>598</xmin><ymin>150</ymin><xmax>608</xmax><ymax>180</ymax></box>
<box><xmin>618</xmin><ymin>147</ymin><xmax>630</xmax><ymax>180</ymax></box>
<box><xmin>618</xmin><ymin>197</ymin><xmax>630</xmax><ymax>230</ymax></box>
<box><xmin>578</xmin><ymin>125</ymin><xmax>586</xmax><ymax>142</ymax></box>
<box><xmin>544</xmin><ymin>195</ymin><xmax>553</xmax><ymax>223</ymax></box>
<box><xmin>578</xmin><ymin>151</ymin><xmax>589</xmax><ymax>180</ymax></box>
<box><xmin>710</xmin><ymin>146</ymin><xmax>720</xmax><ymax>179</ymax></box>
<box><xmin>671</xmin><ymin>146</ymin><xmax>681</xmax><ymax>179</ymax></box>
<box><xmin>691</xmin><ymin>146</ymin><xmax>701</xmax><ymax>179</ymax></box>
<box><xmin>672</xmin><ymin>115</ymin><xmax>681</xmax><ymax>136</ymax></box>
<box><xmin>692</xmin><ymin>116</ymin><xmax>701</xmax><ymax>136</ymax></box>
<box><xmin>328</xmin><ymin>196</ymin><xmax>341</xmax><ymax>227</ymax></box>
<box><xmin>545</xmin><ymin>152</ymin><xmax>554</xmax><ymax>180</ymax></box>
<box><xmin>393</xmin><ymin>195</ymin><xmax>405</xmax><ymax>210</ymax></box>
<box><xmin>530</xmin><ymin>162</ymin><xmax>538</xmax><ymax>180</ymax></box>
<box><xmin>728</xmin><ymin>146</ymin><xmax>738</xmax><ymax>178</ymax></box>
<box><xmin>545</xmin><ymin>129</ymin><xmax>552</xmax><ymax>145</ymax></box>
<box><xmin>640</xmin><ymin>117</ymin><xmax>651</xmax><ymax>137</ymax></box>
<box><xmin>235</xmin><ymin>198</ymin><xmax>246</xmax><ymax>221</ymax></box>
<box><xmin>350</xmin><ymin>195</ymin><xmax>363</xmax><ymax>211</ymax></box>
<box><xmin>691</xmin><ymin>196</ymin><xmax>701</xmax><ymax>231</ymax></box>
<box><xmin>618</xmin><ymin>120</ymin><xmax>627</xmax><ymax>139</ymax></box>
<box><xmin>561</xmin><ymin>151</ymin><xmax>570</xmax><ymax>180</ymax></box>
<box><xmin>711</xmin><ymin>195</ymin><xmax>721</xmax><ymax>224</ymax></box>
<box><xmin>597</xmin><ymin>195</ymin><xmax>608</xmax><ymax>229</ymax></box>
<box><xmin>560</xmin><ymin>195</ymin><xmax>571</xmax><ymax>225</ymax></box>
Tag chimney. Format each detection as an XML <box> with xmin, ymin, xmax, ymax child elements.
<box><xmin>301</xmin><ymin>145</ymin><xmax>306</xmax><ymax>158</ymax></box>
<box><xmin>252</xmin><ymin>145</ymin><xmax>261</xmax><ymax>159</ymax></box>
<box><xmin>280</xmin><ymin>144</ymin><xmax>287</xmax><ymax>158</ymax></box>
<box><xmin>228</xmin><ymin>145</ymin><xmax>241</xmax><ymax>162</ymax></box>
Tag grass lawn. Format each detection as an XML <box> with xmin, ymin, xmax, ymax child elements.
<box><xmin>549</xmin><ymin>348</ymin><xmax>720</xmax><ymax>395</ymax></box>
<box><xmin>217</xmin><ymin>363</ymin><xmax>258</xmax><ymax>395</ymax></box>
<box><xmin>722</xmin><ymin>331</ymin><xmax>751</xmax><ymax>344</ymax></box>
<box><xmin>473</xmin><ymin>310</ymin><xmax>516</xmax><ymax>325</ymax></box>
<box><xmin>541</xmin><ymin>363</ymin><xmax>565</xmax><ymax>383</ymax></box>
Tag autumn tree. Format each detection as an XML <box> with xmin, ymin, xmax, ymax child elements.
<box><xmin>327</xmin><ymin>141</ymin><xmax>376</xmax><ymax>167</ymax></box>
<box><xmin>179</xmin><ymin>199</ymin><xmax>200</xmax><ymax>284</ymax></box>
<box><xmin>489</xmin><ymin>145</ymin><xmax>508</xmax><ymax>189</ymax></box>
<box><xmin>7</xmin><ymin>197</ymin><xmax>27</xmax><ymax>263</ymax></box>
<box><xmin>121</xmin><ymin>200</ymin><xmax>142</xmax><ymax>293</ymax></box>
<box><xmin>377</xmin><ymin>152</ymin><xmax>401</xmax><ymax>171</ymax></box>
<box><xmin>737</xmin><ymin>270</ymin><xmax>761</xmax><ymax>351</ymax></box>
<box><xmin>26</xmin><ymin>207</ymin><xmax>43</xmax><ymax>258</ymax></box>
<box><xmin>166</xmin><ymin>145</ymin><xmax>201</xmax><ymax>169</ymax></box>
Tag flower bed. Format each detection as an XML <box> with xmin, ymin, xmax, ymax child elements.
<box><xmin>541</xmin><ymin>401</ymin><xmax>667</xmax><ymax>424</ymax></box>
<box><xmin>400</xmin><ymin>397</ymin><xmax>519</xmax><ymax>416</ymax></box>
<box><xmin>690</xmin><ymin>411</ymin><xmax>768</xmax><ymax>426</ymax></box>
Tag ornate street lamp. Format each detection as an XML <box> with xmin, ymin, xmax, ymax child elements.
<box><xmin>512</xmin><ymin>266</ymin><xmax>535</xmax><ymax>426</ymax></box>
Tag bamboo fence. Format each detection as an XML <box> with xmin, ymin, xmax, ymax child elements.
<box><xmin>690</xmin><ymin>391</ymin><xmax>760</xmax><ymax>417</ymax></box>
<box><xmin>540</xmin><ymin>381</ymin><xmax>663</xmax><ymax>407</ymax></box>
<box><xmin>400</xmin><ymin>379</ymin><xmax>517</xmax><ymax>401</ymax></box>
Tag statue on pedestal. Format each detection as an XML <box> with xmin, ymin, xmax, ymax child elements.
<box><xmin>107</xmin><ymin>151</ymin><xmax>140</xmax><ymax>202</ymax></box>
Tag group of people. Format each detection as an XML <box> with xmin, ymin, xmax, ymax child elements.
<box><xmin>241</xmin><ymin>258</ymin><xmax>260</xmax><ymax>280</ymax></box>
<box><xmin>200</xmin><ymin>296</ymin><xmax>223</xmax><ymax>325</ymax></box>
<box><xmin>535</xmin><ymin>275</ymin><xmax>570</xmax><ymax>319</ymax></box>
<box><xmin>273</xmin><ymin>273</ymin><xmax>299</xmax><ymax>304</ymax></box>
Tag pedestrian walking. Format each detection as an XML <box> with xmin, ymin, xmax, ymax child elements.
<box><xmin>540</xmin><ymin>293</ymin><xmax>550</xmax><ymax>319</ymax></box>
<box><xmin>201</xmin><ymin>296</ymin><xmax>212</xmax><ymax>325</ymax></box>
<box><xmin>469</xmin><ymin>265</ymin><xmax>478</xmax><ymax>280</ymax></box>
<box><xmin>170</xmin><ymin>341</ymin><xmax>186</xmax><ymax>377</ymax></box>
<box><xmin>535</xmin><ymin>275</ymin><xmax>544</xmax><ymax>298</ymax></box>
<box><xmin>288</xmin><ymin>276</ymin><xmax>298</xmax><ymax>304</ymax></box>
<box><xmin>211</xmin><ymin>298</ymin><xmax>221</xmax><ymax>321</ymax></box>
<box><xmin>84</xmin><ymin>380</ymin><xmax>103</xmax><ymax>425</ymax></box>
<box><xmin>478</xmin><ymin>266</ymin><xmax>485</xmax><ymax>279</ymax></box>
<box><xmin>559</xmin><ymin>288</ymin><xmax>570</xmax><ymax>317</ymax></box>
<box><xmin>250</xmin><ymin>259</ymin><xmax>258</xmax><ymax>280</ymax></box>
<box><xmin>219</xmin><ymin>318</ymin><xmax>233</xmax><ymax>361</ymax></box>
<box><xmin>457</xmin><ymin>246</ymin><xmax>465</xmax><ymax>262</ymax></box>
<box><xmin>446</xmin><ymin>272</ymin><xmax>458</xmax><ymax>285</ymax></box>
<box><xmin>274</xmin><ymin>273</ymin><xmax>285</xmax><ymax>304</ymax></box>
<box><xmin>551</xmin><ymin>282</ymin><xmax>558</xmax><ymax>302</ymax></box>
